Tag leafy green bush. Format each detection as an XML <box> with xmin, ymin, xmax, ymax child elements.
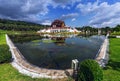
<box><xmin>78</xmin><ymin>59</ymin><xmax>103</xmax><ymax>81</ymax></box>
<box><xmin>0</xmin><ymin>45</ymin><xmax>12</xmax><ymax>63</ymax></box>
<box><xmin>111</xmin><ymin>32</ymin><xmax>120</xmax><ymax>35</ymax></box>
<box><xmin>108</xmin><ymin>35</ymin><xmax>116</xmax><ymax>38</ymax></box>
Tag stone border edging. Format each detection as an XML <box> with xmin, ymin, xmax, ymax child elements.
<box><xmin>95</xmin><ymin>34</ymin><xmax>109</xmax><ymax>67</ymax></box>
<box><xmin>6</xmin><ymin>34</ymin><xmax>73</xmax><ymax>79</ymax></box>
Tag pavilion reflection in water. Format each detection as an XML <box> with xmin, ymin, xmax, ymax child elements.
<box><xmin>42</xmin><ymin>37</ymin><xmax>66</xmax><ymax>45</ymax></box>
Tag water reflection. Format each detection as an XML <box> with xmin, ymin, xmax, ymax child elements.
<box><xmin>42</xmin><ymin>37</ymin><xmax>66</xmax><ymax>46</ymax></box>
<box><xmin>14</xmin><ymin>35</ymin><xmax>105</xmax><ymax>70</ymax></box>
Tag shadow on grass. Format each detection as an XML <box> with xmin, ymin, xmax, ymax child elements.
<box><xmin>0</xmin><ymin>44</ymin><xmax>12</xmax><ymax>63</ymax></box>
<box><xmin>103</xmin><ymin>60</ymin><xmax>120</xmax><ymax>71</ymax></box>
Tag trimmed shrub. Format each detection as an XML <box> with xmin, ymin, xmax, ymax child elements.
<box><xmin>108</xmin><ymin>36</ymin><xmax>116</xmax><ymax>38</ymax></box>
<box><xmin>78</xmin><ymin>59</ymin><xmax>103</xmax><ymax>81</ymax></box>
<box><xmin>0</xmin><ymin>45</ymin><xmax>12</xmax><ymax>63</ymax></box>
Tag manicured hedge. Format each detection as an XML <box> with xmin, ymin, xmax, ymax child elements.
<box><xmin>78</xmin><ymin>59</ymin><xmax>103</xmax><ymax>81</ymax></box>
<box><xmin>0</xmin><ymin>45</ymin><xmax>12</xmax><ymax>63</ymax></box>
<box><xmin>108</xmin><ymin>35</ymin><xmax>116</xmax><ymax>38</ymax></box>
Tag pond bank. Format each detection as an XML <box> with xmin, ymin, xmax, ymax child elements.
<box><xmin>6</xmin><ymin>34</ymin><xmax>73</xmax><ymax>79</ymax></box>
<box><xmin>95</xmin><ymin>34</ymin><xmax>109</xmax><ymax>67</ymax></box>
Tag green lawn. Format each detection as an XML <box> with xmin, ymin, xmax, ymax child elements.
<box><xmin>0</xmin><ymin>63</ymin><xmax>51</xmax><ymax>81</ymax></box>
<box><xmin>103</xmin><ymin>38</ymin><xmax>120</xmax><ymax>81</ymax></box>
<box><xmin>0</xmin><ymin>34</ymin><xmax>6</xmax><ymax>44</ymax></box>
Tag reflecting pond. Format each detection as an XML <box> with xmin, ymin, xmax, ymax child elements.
<box><xmin>14</xmin><ymin>35</ymin><xmax>105</xmax><ymax>70</ymax></box>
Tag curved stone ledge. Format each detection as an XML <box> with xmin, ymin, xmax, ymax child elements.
<box><xmin>6</xmin><ymin>34</ymin><xmax>73</xmax><ymax>79</ymax></box>
<box><xmin>95</xmin><ymin>34</ymin><xmax>109</xmax><ymax>67</ymax></box>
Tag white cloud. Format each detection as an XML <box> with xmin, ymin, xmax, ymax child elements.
<box><xmin>71</xmin><ymin>18</ymin><xmax>76</xmax><ymax>21</ymax></box>
<box><xmin>52</xmin><ymin>0</ymin><xmax>81</xmax><ymax>9</ymax></box>
<box><xmin>40</xmin><ymin>20</ymin><xmax>52</xmax><ymax>25</ymax></box>
<box><xmin>77</xmin><ymin>1</ymin><xmax>120</xmax><ymax>27</ymax></box>
<box><xmin>0</xmin><ymin>0</ymin><xmax>52</xmax><ymax>23</ymax></box>
<box><xmin>60</xmin><ymin>13</ymin><xmax>78</xmax><ymax>20</ymax></box>
<box><xmin>77</xmin><ymin>0</ymin><xmax>99</xmax><ymax>14</ymax></box>
<box><xmin>0</xmin><ymin>0</ymin><xmax>81</xmax><ymax>24</ymax></box>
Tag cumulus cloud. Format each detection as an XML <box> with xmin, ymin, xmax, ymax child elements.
<box><xmin>60</xmin><ymin>13</ymin><xmax>78</xmax><ymax>20</ymax></box>
<box><xmin>71</xmin><ymin>18</ymin><xmax>76</xmax><ymax>21</ymax></box>
<box><xmin>0</xmin><ymin>0</ymin><xmax>51</xmax><ymax>18</ymax></box>
<box><xmin>0</xmin><ymin>0</ymin><xmax>81</xmax><ymax>24</ymax></box>
<box><xmin>1</xmin><ymin>0</ymin><xmax>119</xmax><ymax>27</ymax></box>
<box><xmin>0</xmin><ymin>0</ymin><xmax>26</xmax><ymax>19</ymax></box>
<box><xmin>77</xmin><ymin>0</ymin><xmax>120</xmax><ymax>27</ymax></box>
<box><xmin>52</xmin><ymin>0</ymin><xmax>81</xmax><ymax>8</ymax></box>
<box><xmin>40</xmin><ymin>20</ymin><xmax>52</xmax><ymax>25</ymax></box>
<box><xmin>77</xmin><ymin>0</ymin><xmax>99</xmax><ymax>14</ymax></box>
<box><xmin>0</xmin><ymin>0</ymin><xmax>52</xmax><ymax>24</ymax></box>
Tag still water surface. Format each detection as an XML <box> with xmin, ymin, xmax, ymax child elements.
<box><xmin>15</xmin><ymin>35</ymin><xmax>105</xmax><ymax>70</ymax></box>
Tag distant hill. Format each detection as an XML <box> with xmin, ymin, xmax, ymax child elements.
<box><xmin>0</xmin><ymin>19</ymin><xmax>50</xmax><ymax>31</ymax></box>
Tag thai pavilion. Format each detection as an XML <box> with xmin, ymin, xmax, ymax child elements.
<box><xmin>37</xmin><ymin>19</ymin><xmax>80</xmax><ymax>33</ymax></box>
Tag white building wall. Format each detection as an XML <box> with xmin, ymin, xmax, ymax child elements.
<box><xmin>37</xmin><ymin>27</ymin><xmax>80</xmax><ymax>33</ymax></box>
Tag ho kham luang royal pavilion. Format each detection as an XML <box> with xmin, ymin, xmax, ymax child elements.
<box><xmin>37</xmin><ymin>19</ymin><xmax>80</xmax><ymax>33</ymax></box>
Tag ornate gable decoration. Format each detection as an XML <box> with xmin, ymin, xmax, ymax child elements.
<box><xmin>51</xmin><ymin>20</ymin><xmax>65</xmax><ymax>28</ymax></box>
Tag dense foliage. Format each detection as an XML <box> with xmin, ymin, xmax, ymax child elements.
<box><xmin>76</xmin><ymin>25</ymin><xmax>120</xmax><ymax>35</ymax></box>
<box><xmin>76</xmin><ymin>26</ymin><xmax>98</xmax><ymax>33</ymax></box>
<box><xmin>0</xmin><ymin>34</ymin><xmax>11</xmax><ymax>63</ymax></box>
<box><xmin>0</xmin><ymin>19</ymin><xmax>49</xmax><ymax>31</ymax></box>
<box><xmin>78</xmin><ymin>59</ymin><xmax>103</xmax><ymax>81</ymax></box>
<box><xmin>0</xmin><ymin>45</ymin><xmax>12</xmax><ymax>63</ymax></box>
<box><xmin>9</xmin><ymin>34</ymin><xmax>43</xmax><ymax>43</ymax></box>
<box><xmin>113</xmin><ymin>25</ymin><xmax>120</xmax><ymax>32</ymax></box>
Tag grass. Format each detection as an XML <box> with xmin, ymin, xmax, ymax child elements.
<box><xmin>0</xmin><ymin>34</ymin><xmax>6</xmax><ymax>44</ymax></box>
<box><xmin>0</xmin><ymin>30</ymin><xmax>73</xmax><ymax>81</ymax></box>
<box><xmin>0</xmin><ymin>34</ymin><xmax>12</xmax><ymax>63</ymax></box>
<box><xmin>103</xmin><ymin>38</ymin><xmax>120</xmax><ymax>81</ymax></box>
<box><xmin>0</xmin><ymin>29</ymin><xmax>36</xmax><ymax>35</ymax></box>
<box><xmin>0</xmin><ymin>63</ymin><xmax>51</xmax><ymax>81</ymax></box>
<box><xmin>0</xmin><ymin>63</ymin><xmax>72</xmax><ymax>81</ymax></box>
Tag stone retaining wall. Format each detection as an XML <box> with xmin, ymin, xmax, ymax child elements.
<box><xmin>95</xmin><ymin>34</ymin><xmax>109</xmax><ymax>67</ymax></box>
<box><xmin>6</xmin><ymin>34</ymin><xmax>73</xmax><ymax>79</ymax></box>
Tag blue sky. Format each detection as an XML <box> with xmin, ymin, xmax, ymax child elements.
<box><xmin>0</xmin><ymin>0</ymin><xmax>120</xmax><ymax>27</ymax></box>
